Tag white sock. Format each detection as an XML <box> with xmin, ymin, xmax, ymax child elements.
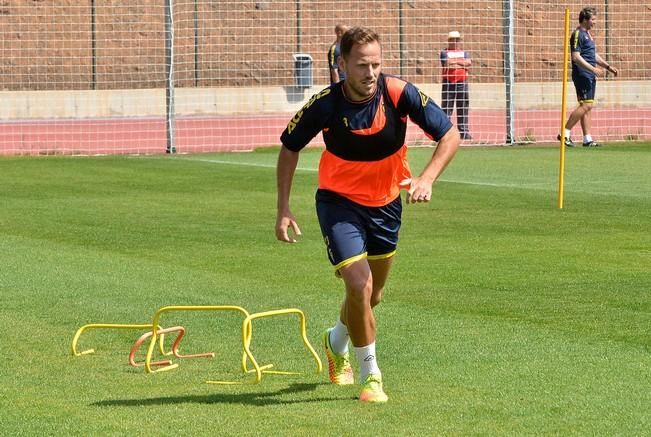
<box><xmin>564</xmin><ymin>128</ymin><xmax>571</xmax><ymax>138</ymax></box>
<box><xmin>329</xmin><ymin>319</ymin><xmax>349</xmax><ymax>354</ymax></box>
<box><xmin>583</xmin><ymin>134</ymin><xmax>593</xmax><ymax>144</ymax></box>
<box><xmin>354</xmin><ymin>342</ymin><xmax>380</xmax><ymax>382</ymax></box>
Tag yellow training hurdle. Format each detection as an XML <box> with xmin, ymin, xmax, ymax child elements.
<box><xmin>129</xmin><ymin>325</ymin><xmax>215</xmax><ymax>367</ymax></box>
<box><xmin>224</xmin><ymin>308</ymin><xmax>323</xmax><ymax>385</ymax></box>
<box><xmin>72</xmin><ymin>305</ymin><xmax>322</xmax><ymax>385</ymax></box>
<box><xmin>71</xmin><ymin>323</ymin><xmax>171</xmax><ymax>358</ymax></box>
<box><xmin>144</xmin><ymin>305</ymin><xmax>252</xmax><ymax>377</ymax></box>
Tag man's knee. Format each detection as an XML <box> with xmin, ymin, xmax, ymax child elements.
<box><xmin>346</xmin><ymin>286</ymin><xmax>373</xmax><ymax>313</ymax></box>
<box><xmin>341</xmin><ymin>264</ymin><xmax>373</xmax><ymax>305</ymax></box>
<box><xmin>573</xmin><ymin>103</ymin><xmax>591</xmax><ymax>117</ymax></box>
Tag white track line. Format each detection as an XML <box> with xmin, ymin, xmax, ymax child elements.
<box><xmin>170</xmin><ymin>156</ymin><xmax>649</xmax><ymax>198</ymax></box>
<box><xmin>176</xmin><ymin>157</ymin><xmax>551</xmax><ymax>190</ymax></box>
<box><xmin>179</xmin><ymin>157</ymin><xmax>316</xmax><ymax>172</ymax></box>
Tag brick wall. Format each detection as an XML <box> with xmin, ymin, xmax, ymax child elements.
<box><xmin>0</xmin><ymin>1</ymin><xmax>647</xmax><ymax>91</ymax></box>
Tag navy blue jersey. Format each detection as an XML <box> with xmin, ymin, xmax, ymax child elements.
<box><xmin>281</xmin><ymin>73</ymin><xmax>451</xmax><ymax>157</ymax></box>
<box><xmin>280</xmin><ymin>73</ymin><xmax>452</xmax><ymax>206</ymax></box>
<box><xmin>570</xmin><ymin>27</ymin><xmax>596</xmax><ymax>78</ymax></box>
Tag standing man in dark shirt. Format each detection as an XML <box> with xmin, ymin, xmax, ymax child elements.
<box><xmin>328</xmin><ymin>24</ymin><xmax>349</xmax><ymax>84</ymax></box>
<box><xmin>440</xmin><ymin>31</ymin><xmax>472</xmax><ymax>140</ymax></box>
<box><xmin>559</xmin><ymin>6</ymin><xmax>618</xmax><ymax>147</ymax></box>
<box><xmin>277</xmin><ymin>26</ymin><xmax>460</xmax><ymax>403</ymax></box>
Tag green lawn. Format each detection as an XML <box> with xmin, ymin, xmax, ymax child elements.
<box><xmin>1</xmin><ymin>143</ymin><xmax>649</xmax><ymax>435</ymax></box>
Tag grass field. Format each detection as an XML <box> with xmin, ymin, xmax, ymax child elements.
<box><xmin>1</xmin><ymin>143</ymin><xmax>650</xmax><ymax>435</ymax></box>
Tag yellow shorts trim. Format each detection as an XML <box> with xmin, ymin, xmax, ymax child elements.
<box><xmin>367</xmin><ymin>250</ymin><xmax>396</xmax><ymax>261</ymax></box>
<box><xmin>578</xmin><ymin>99</ymin><xmax>594</xmax><ymax>104</ymax></box>
<box><xmin>334</xmin><ymin>253</ymin><xmax>367</xmax><ymax>273</ymax></box>
<box><xmin>333</xmin><ymin>251</ymin><xmax>396</xmax><ymax>277</ymax></box>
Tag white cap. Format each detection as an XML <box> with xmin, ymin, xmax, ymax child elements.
<box><xmin>448</xmin><ymin>31</ymin><xmax>462</xmax><ymax>39</ymax></box>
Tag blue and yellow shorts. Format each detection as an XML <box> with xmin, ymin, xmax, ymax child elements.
<box><xmin>315</xmin><ymin>189</ymin><xmax>401</xmax><ymax>273</ymax></box>
<box><xmin>572</xmin><ymin>73</ymin><xmax>596</xmax><ymax>103</ymax></box>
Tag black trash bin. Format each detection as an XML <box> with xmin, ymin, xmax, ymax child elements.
<box><xmin>293</xmin><ymin>53</ymin><xmax>313</xmax><ymax>88</ymax></box>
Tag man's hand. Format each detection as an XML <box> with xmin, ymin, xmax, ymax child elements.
<box><xmin>276</xmin><ymin>212</ymin><xmax>302</xmax><ymax>243</ymax></box>
<box><xmin>404</xmin><ymin>126</ymin><xmax>460</xmax><ymax>205</ymax></box>
<box><xmin>406</xmin><ymin>176</ymin><xmax>433</xmax><ymax>204</ymax></box>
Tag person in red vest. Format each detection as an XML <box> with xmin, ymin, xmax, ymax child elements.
<box><xmin>440</xmin><ymin>31</ymin><xmax>472</xmax><ymax>140</ymax></box>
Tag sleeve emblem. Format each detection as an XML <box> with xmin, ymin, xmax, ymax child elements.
<box><xmin>418</xmin><ymin>90</ymin><xmax>429</xmax><ymax>107</ymax></box>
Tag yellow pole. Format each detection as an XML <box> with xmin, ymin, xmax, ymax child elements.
<box><xmin>558</xmin><ymin>8</ymin><xmax>571</xmax><ymax>209</ymax></box>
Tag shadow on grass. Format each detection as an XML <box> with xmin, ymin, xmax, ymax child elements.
<box><xmin>92</xmin><ymin>382</ymin><xmax>354</xmax><ymax>407</ymax></box>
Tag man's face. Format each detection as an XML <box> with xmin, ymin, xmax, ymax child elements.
<box><xmin>339</xmin><ymin>40</ymin><xmax>382</xmax><ymax>101</ymax></box>
<box><xmin>448</xmin><ymin>38</ymin><xmax>461</xmax><ymax>49</ymax></box>
<box><xmin>583</xmin><ymin>15</ymin><xmax>596</xmax><ymax>30</ymax></box>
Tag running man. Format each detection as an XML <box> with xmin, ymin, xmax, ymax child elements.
<box><xmin>276</xmin><ymin>27</ymin><xmax>460</xmax><ymax>403</ymax></box>
<box><xmin>559</xmin><ymin>6</ymin><xmax>619</xmax><ymax>147</ymax></box>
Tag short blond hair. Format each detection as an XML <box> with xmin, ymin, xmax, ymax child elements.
<box><xmin>340</xmin><ymin>27</ymin><xmax>380</xmax><ymax>58</ymax></box>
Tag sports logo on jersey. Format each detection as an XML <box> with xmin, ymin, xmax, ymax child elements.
<box><xmin>343</xmin><ymin>117</ymin><xmax>348</xmax><ymax>127</ymax></box>
<box><xmin>418</xmin><ymin>90</ymin><xmax>429</xmax><ymax>107</ymax></box>
<box><xmin>286</xmin><ymin>88</ymin><xmax>331</xmax><ymax>134</ymax></box>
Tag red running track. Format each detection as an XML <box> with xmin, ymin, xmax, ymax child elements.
<box><xmin>1</xmin><ymin>108</ymin><xmax>649</xmax><ymax>155</ymax></box>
